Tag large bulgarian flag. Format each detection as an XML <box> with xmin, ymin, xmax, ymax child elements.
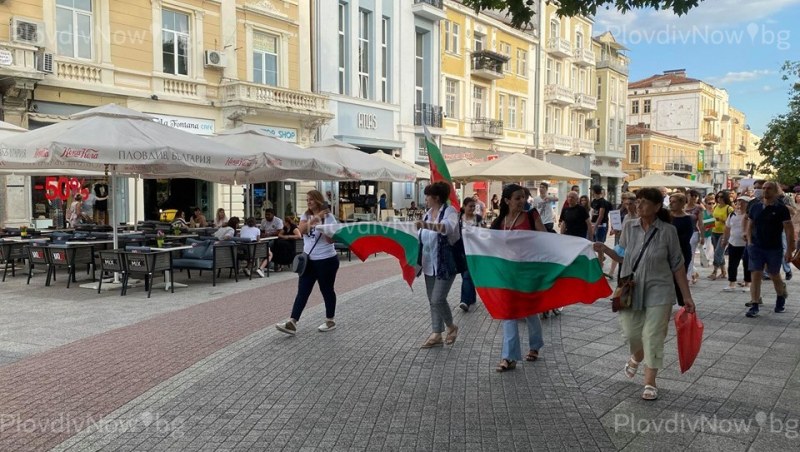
<box><xmin>423</xmin><ymin>124</ymin><xmax>460</xmax><ymax>210</ymax></box>
<box><xmin>462</xmin><ymin>227</ymin><xmax>612</xmax><ymax>320</ymax></box>
<box><xmin>316</xmin><ymin>222</ymin><xmax>419</xmax><ymax>287</ymax></box>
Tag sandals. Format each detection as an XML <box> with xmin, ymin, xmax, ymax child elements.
<box><xmin>642</xmin><ymin>385</ymin><xmax>658</xmax><ymax>401</ymax></box>
<box><xmin>445</xmin><ymin>325</ymin><xmax>459</xmax><ymax>345</ymax></box>
<box><xmin>745</xmin><ymin>298</ymin><xmax>762</xmax><ymax>308</ymax></box>
<box><xmin>420</xmin><ymin>334</ymin><xmax>443</xmax><ymax>349</ymax></box>
<box><xmin>691</xmin><ymin>273</ymin><xmax>698</xmax><ymax>284</ymax></box>
<box><xmin>496</xmin><ymin>359</ymin><xmax>517</xmax><ymax>372</ymax></box>
<box><xmin>525</xmin><ymin>350</ymin><xmax>539</xmax><ymax>361</ymax></box>
<box><xmin>624</xmin><ymin>356</ymin><xmax>640</xmax><ymax>378</ymax></box>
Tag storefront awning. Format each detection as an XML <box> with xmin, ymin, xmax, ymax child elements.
<box><xmin>335</xmin><ymin>135</ymin><xmax>405</xmax><ymax>150</ymax></box>
<box><xmin>592</xmin><ymin>169</ymin><xmax>628</xmax><ymax>179</ymax></box>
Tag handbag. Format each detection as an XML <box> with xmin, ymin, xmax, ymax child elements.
<box><xmin>612</xmin><ymin>227</ymin><xmax>658</xmax><ymax>312</ymax></box>
<box><xmin>791</xmin><ymin>249</ymin><xmax>800</xmax><ymax>271</ymax></box>
<box><xmin>291</xmin><ymin>225</ymin><xmax>323</xmax><ymax>276</ymax></box>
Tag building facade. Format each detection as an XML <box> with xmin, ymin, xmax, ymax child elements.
<box><xmin>590</xmin><ymin>31</ymin><xmax>628</xmax><ymax>205</ymax></box>
<box><xmin>0</xmin><ymin>0</ymin><xmax>331</xmax><ymax>227</ymax></box>
<box><xmin>623</xmin><ymin>124</ymin><xmax>702</xmax><ymax>181</ymax></box>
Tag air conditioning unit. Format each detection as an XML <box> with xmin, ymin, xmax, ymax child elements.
<box><xmin>585</xmin><ymin>118</ymin><xmax>600</xmax><ymax>129</ymax></box>
<box><xmin>204</xmin><ymin>50</ymin><xmax>227</xmax><ymax>68</ymax></box>
<box><xmin>35</xmin><ymin>52</ymin><xmax>54</xmax><ymax>74</ymax></box>
<box><xmin>10</xmin><ymin>17</ymin><xmax>45</xmax><ymax>46</ymax></box>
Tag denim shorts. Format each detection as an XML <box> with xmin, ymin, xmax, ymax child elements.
<box><xmin>747</xmin><ymin>245</ymin><xmax>783</xmax><ymax>276</ymax></box>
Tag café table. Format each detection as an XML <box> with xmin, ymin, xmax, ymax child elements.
<box><xmin>47</xmin><ymin>240</ymin><xmax>113</xmax><ymax>288</ymax></box>
<box><xmin>143</xmin><ymin>245</ymin><xmax>193</xmax><ymax>292</ymax></box>
<box><xmin>121</xmin><ymin>245</ymin><xmax>191</xmax><ymax>297</ymax></box>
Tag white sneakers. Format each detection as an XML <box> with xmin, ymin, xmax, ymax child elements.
<box><xmin>256</xmin><ymin>269</ymin><xmax>265</xmax><ymax>278</ymax></box>
<box><xmin>317</xmin><ymin>319</ymin><xmax>336</xmax><ymax>332</ymax></box>
<box><xmin>276</xmin><ymin>319</ymin><xmax>336</xmax><ymax>334</ymax></box>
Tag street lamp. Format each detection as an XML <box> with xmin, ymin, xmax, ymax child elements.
<box><xmin>745</xmin><ymin>162</ymin><xmax>756</xmax><ymax>177</ymax></box>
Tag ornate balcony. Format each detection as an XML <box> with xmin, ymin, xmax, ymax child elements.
<box><xmin>573</xmin><ymin>138</ymin><xmax>595</xmax><ymax>155</ymax></box>
<box><xmin>546</xmin><ymin>37</ymin><xmax>572</xmax><ymax>58</ymax></box>
<box><xmin>222</xmin><ymin>80</ymin><xmax>332</xmax><ymax>120</ymax></box>
<box><xmin>471</xmin><ymin>50</ymin><xmax>508</xmax><ymax>80</ymax></box>
<box><xmin>471</xmin><ymin>117</ymin><xmax>503</xmax><ymax>139</ymax></box>
<box><xmin>573</xmin><ymin>93</ymin><xmax>597</xmax><ymax>111</ymax></box>
<box><xmin>738</xmin><ymin>144</ymin><xmax>747</xmax><ymax>154</ymax></box>
<box><xmin>573</xmin><ymin>47</ymin><xmax>595</xmax><ymax>67</ymax></box>
<box><xmin>543</xmin><ymin>133</ymin><xmax>572</xmax><ymax>153</ymax></box>
<box><xmin>596</xmin><ymin>58</ymin><xmax>629</xmax><ymax>75</ymax></box>
<box><xmin>414</xmin><ymin>103</ymin><xmax>443</xmax><ymax>128</ymax></box>
<box><xmin>665</xmin><ymin>162</ymin><xmax>694</xmax><ymax>173</ymax></box>
<box><xmin>55</xmin><ymin>60</ymin><xmax>105</xmax><ymax>84</ymax></box>
<box><xmin>412</xmin><ymin>0</ymin><xmax>446</xmax><ymax>21</ymax></box>
<box><xmin>703</xmin><ymin>109</ymin><xmax>718</xmax><ymax>121</ymax></box>
<box><xmin>702</xmin><ymin>133</ymin><xmax>721</xmax><ymax>144</ymax></box>
<box><xmin>544</xmin><ymin>84</ymin><xmax>574</xmax><ymax>105</ymax></box>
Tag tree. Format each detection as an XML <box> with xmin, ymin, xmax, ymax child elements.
<box><xmin>757</xmin><ymin>61</ymin><xmax>800</xmax><ymax>183</ymax></box>
<box><xmin>460</xmin><ymin>0</ymin><xmax>704</xmax><ymax>29</ymax></box>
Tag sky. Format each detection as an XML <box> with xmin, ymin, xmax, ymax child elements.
<box><xmin>593</xmin><ymin>0</ymin><xmax>800</xmax><ymax>136</ymax></box>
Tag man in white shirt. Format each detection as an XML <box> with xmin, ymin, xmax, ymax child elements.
<box><xmin>532</xmin><ymin>182</ymin><xmax>558</xmax><ymax>232</ymax></box>
<box><xmin>472</xmin><ymin>193</ymin><xmax>486</xmax><ymax>217</ymax></box>
<box><xmin>260</xmin><ymin>208</ymin><xmax>284</xmax><ymax>237</ymax></box>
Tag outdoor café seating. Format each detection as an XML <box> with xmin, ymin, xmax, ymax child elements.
<box><xmin>97</xmin><ymin>250</ymin><xmax>127</xmax><ymax>295</ymax></box>
<box><xmin>171</xmin><ymin>239</ymin><xmax>238</xmax><ymax>286</ymax></box>
<box><xmin>25</xmin><ymin>243</ymin><xmax>54</xmax><ymax>286</ymax></box>
<box><xmin>0</xmin><ymin>240</ymin><xmax>27</xmax><ymax>281</ymax></box>
<box><xmin>122</xmin><ymin>247</ymin><xmax>174</xmax><ymax>298</ymax></box>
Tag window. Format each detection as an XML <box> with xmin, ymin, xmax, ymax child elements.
<box><xmin>609</xmin><ymin>119</ymin><xmax>615</xmax><ymax>147</ymax></box>
<box><xmin>630</xmin><ymin>144</ymin><xmax>640</xmax><ymax>163</ymax></box>
<box><xmin>508</xmin><ymin>95</ymin><xmax>517</xmax><ymax>128</ymax></box>
<box><xmin>571</xmin><ymin>67</ymin><xmax>577</xmax><ymax>90</ymax></box>
<box><xmin>549</xmin><ymin>19</ymin><xmax>559</xmax><ymax>40</ymax></box>
<box><xmin>643</xmin><ymin>99</ymin><xmax>651</xmax><ymax>113</ymax></box>
<box><xmin>358</xmin><ymin>9</ymin><xmax>371</xmax><ymax>99</ymax></box>
<box><xmin>596</xmin><ymin>76</ymin><xmax>602</xmax><ymax>99</ymax></box>
<box><xmin>444</xmin><ymin>20</ymin><xmax>459</xmax><ymax>54</ymax></box>
<box><xmin>570</xmin><ymin>111</ymin><xmax>577</xmax><ymax>137</ymax></box>
<box><xmin>500</xmin><ymin>42</ymin><xmax>511</xmax><ymax>71</ymax></box>
<box><xmin>631</xmin><ymin>100</ymin><xmax>639</xmax><ymax>114</ymax></box>
<box><xmin>610</xmin><ymin>77</ymin><xmax>617</xmax><ymax>103</ymax></box>
<box><xmin>253</xmin><ymin>32</ymin><xmax>278</xmax><ymax>86</ymax></box>
<box><xmin>381</xmin><ymin>17</ymin><xmax>390</xmax><ymax>102</ymax></box>
<box><xmin>56</xmin><ymin>0</ymin><xmax>93</xmax><ymax>59</ymax></box>
<box><xmin>546</xmin><ymin>58</ymin><xmax>553</xmax><ymax>84</ymax></box>
<box><xmin>474</xmin><ymin>32</ymin><xmax>484</xmax><ymax>52</ymax></box>
<box><xmin>415</xmin><ymin>32</ymin><xmax>424</xmax><ymax>108</ymax></box>
<box><xmin>545</xmin><ymin>106</ymin><xmax>552</xmax><ymax>133</ymax></box>
<box><xmin>516</xmin><ymin>49</ymin><xmax>527</xmax><ymax>76</ymax></box>
<box><xmin>579</xmin><ymin>69</ymin><xmax>587</xmax><ymax>95</ymax></box>
<box><xmin>575</xmin><ymin>31</ymin><xmax>583</xmax><ymax>50</ymax></box>
<box><xmin>553</xmin><ymin>107</ymin><xmax>562</xmax><ymax>133</ymax></box>
<box><xmin>338</xmin><ymin>2</ymin><xmax>348</xmax><ymax>94</ymax></box>
<box><xmin>445</xmin><ymin>79</ymin><xmax>459</xmax><ymax>119</ymax></box>
<box><xmin>555</xmin><ymin>61</ymin><xmax>562</xmax><ymax>86</ymax></box>
<box><xmin>417</xmin><ymin>137</ymin><xmax>428</xmax><ymax>159</ymax></box>
<box><xmin>472</xmin><ymin>85</ymin><xmax>485</xmax><ymax>119</ymax></box>
<box><xmin>578</xmin><ymin>113</ymin><xmax>585</xmax><ymax>138</ymax></box>
<box><xmin>618</xmin><ymin>119</ymin><xmax>624</xmax><ymax>146</ymax></box>
<box><xmin>162</xmin><ymin>9</ymin><xmax>189</xmax><ymax>75</ymax></box>
<box><xmin>520</xmin><ymin>99</ymin><xmax>526</xmax><ymax>130</ymax></box>
<box><xmin>498</xmin><ymin>94</ymin><xmax>505</xmax><ymax>123</ymax></box>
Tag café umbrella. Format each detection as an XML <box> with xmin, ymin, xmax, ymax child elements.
<box><xmin>449</xmin><ymin>152</ymin><xmax>590</xmax><ymax>182</ymax></box>
<box><xmin>305</xmin><ymin>138</ymin><xmax>416</xmax><ymax>182</ymax></box>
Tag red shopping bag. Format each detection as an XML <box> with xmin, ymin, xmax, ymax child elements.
<box><xmin>674</xmin><ymin>307</ymin><xmax>704</xmax><ymax>373</ymax></box>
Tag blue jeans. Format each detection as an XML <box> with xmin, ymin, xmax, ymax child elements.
<box><xmin>711</xmin><ymin>232</ymin><xmax>725</xmax><ymax>268</ymax></box>
<box><xmin>594</xmin><ymin>224</ymin><xmax>608</xmax><ymax>243</ymax></box>
<box><xmin>782</xmin><ymin>232</ymin><xmax>791</xmax><ymax>273</ymax></box>
<box><xmin>460</xmin><ymin>270</ymin><xmax>476</xmax><ymax>305</ymax></box>
<box><xmin>424</xmin><ymin>274</ymin><xmax>456</xmax><ymax>333</ymax></box>
<box><xmin>501</xmin><ymin>316</ymin><xmax>544</xmax><ymax>361</ymax></box>
<box><xmin>290</xmin><ymin>256</ymin><xmax>340</xmax><ymax>321</ymax></box>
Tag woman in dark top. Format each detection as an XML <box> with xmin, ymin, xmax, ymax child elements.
<box><xmin>669</xmin><ymin>193</ymin><xmax>693</xmax><ymax>306</ymax></box>
<box><xmin>560</xmin><ymin>191</ymin><xmax>592</xmax><ymax>239</ymax></box>
<box><xmin>271</xmin><ymin>215</ymin><xmax>301</xmax><ymax>271</ymax></box>
<box><xmin>491</xmin><ymin>194</ymin><xmax>500</xmax><ymax>211</ymax></box>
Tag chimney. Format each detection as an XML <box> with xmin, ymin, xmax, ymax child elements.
<box><xmin>663</xmin><ymin>69</ymin><xmax>686</xmax><ymax>77</ymax></box>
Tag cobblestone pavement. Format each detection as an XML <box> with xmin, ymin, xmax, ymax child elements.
<box><xmin>0</xmin><ymin>253</ymin><xmax>798</xmax><ymax>451</ymax></box>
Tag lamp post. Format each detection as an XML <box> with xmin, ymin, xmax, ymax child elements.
<box><xmin>746</xmin><ymin>162</ymin><xmax>756</xmax><ymax>177</ymax></box>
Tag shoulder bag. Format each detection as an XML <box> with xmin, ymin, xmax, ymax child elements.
<box><xmin>612</xmin><ymin>227</ymin><xmax>658</xmax><ymax>312</ymax></box>
<box><xmin>291</xmin><ymin>219</ymin><xmax>323</xmax><ymax>276</ymax></box>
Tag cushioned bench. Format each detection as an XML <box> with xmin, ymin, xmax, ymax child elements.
<box><xmin>171</xmin><ymin>238</ymin><xmax>238</xmax><ymax>286</ymax></box>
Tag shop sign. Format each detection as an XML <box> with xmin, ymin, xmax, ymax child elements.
<box><xmin>0</xmin><ymin>50</ymin><xmax>13</xmax><ymax>66</ymax></box>
<box><xmin>255</xmin><ymin>126</ymin><xmax>297</xmax><ymax>143</ymax></box>
<box><xmin>149</xmin><ymin>114</ymin><xmax>215</xmax><ymax>136</ymax></box>
<box><xmin>357</xmin><ymin>113</ymin><xmax>378</xmax><ymax>130</ymax></box>
<box><xmin>38</xmin><ymin>176</ymin><xmax>90</xmax><ymax>201</ymax></box>
<box><xmin>697</xmin><ymin>149</ymin><xmax>705</xmax><ymax>172</ymax></box>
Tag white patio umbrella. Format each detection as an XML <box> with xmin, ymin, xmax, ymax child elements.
<box><xmin>627</xmin><ymin>173</ymin><xmax>711</xmax><ymax>189</ymax></box>
<box><xmin>450</xmin><ymin>152</ymin><xmax>590</xmax><ymax>182</ymax></box>
<box><xmin>370</xmin><ymin>151</ymin><xmax>430</xmax><ymax>179</ymax></box>
<box><xmin>207</xmin><ymin>125</ymin><xmax>347</xmax><ymax>182</ymax></box>
<box><xmin>0</xmin><ymin>120</ymin><xmax>25</xmax><ymax>140</ymax></box>
<box><xmin>445</xmin><ymin>159</ymin><xmax>476</xmax><ymax>174</ymax></box>
<box><xmin>306</xmin><ymin>138</ymin><xmax>416</xmax><ymax>182</ymax></box>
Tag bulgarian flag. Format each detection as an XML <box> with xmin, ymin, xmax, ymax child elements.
<box><xmin>462</xmin><ymin>227</ymin><xmax>612</xmax><ymax>320</ymax></box>
<box><xmin>316</xmin><ymin>222</ymin><xmax>419</xmax><ymax>287</ymax></box>
<box><xmin>423</xmin><ymin>124</ymin><xmax>460</xmax><ymax>210</ymax></box>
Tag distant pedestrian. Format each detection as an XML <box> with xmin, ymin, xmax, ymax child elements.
<box><xmin>722</xmin><ymin>196</ymin><xmax>751</xmax><ymax>291</ymax></box>
<box><xmin>457</xmin><ymin>197</ymin><xmax>483</xmax><ymax>313</ymax></box>
<box><xmin>559</xmin><ymin>191</ymin><xmax>592</xmax><ymax>239</ymax></box>
<box><xmin>708</xmin><ymin>191</ymin><xmax>733</xmax><ymax>280</ymax></box>
<box><xmin>473</xmin><ymin>193</ymin><xmax>486</xmax><ymax>217</ymax></box>
<box><xmin>669</xmin><ymin>193</ymin><xmax>694</xmax><ymax>306</ymax></box>
<box><xmin>685</xmin><ymin>190</ymin><xmax>706</xmax><ymax>284</ymax></box>
<box><xmin>532</xmin><ymin>182</ymin><xmax>558</xmax><ymax>232</ymax></box>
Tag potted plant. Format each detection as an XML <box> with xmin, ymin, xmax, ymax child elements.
<box><xmin>20</xmin><ymin>225</ymin><xmax>28</xmax><ymax>238</ymax></box>
<box><xmin>156</xmin><ymin>230</ymin><xmax>165</xmax><ymax>248</ymax></box>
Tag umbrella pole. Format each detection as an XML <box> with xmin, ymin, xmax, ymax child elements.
<box><xmin>133</xmin><ymin>174</ymin><xmax>139</xmax><ymax>232</ymax></box>
<box><xmin>111</xmin><ymin>168</ymin><xmax>121</xmax><ymax>284</ymax></box>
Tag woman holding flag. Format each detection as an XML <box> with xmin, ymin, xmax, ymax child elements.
<box><xmin>416</xmin><ymin>181</ymin><xmax>460</xmax><ymax>348</ymax></box>
<box><xmin>491</xmin><ymin>184</ymin><xmax>547</xmax><ymax>372</ymax></box>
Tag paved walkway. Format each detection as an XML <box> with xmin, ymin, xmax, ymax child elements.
<box><xmin>0</xmin><ymin>254</ymin><xmax>798</xmax><ymax>451</ymax></box>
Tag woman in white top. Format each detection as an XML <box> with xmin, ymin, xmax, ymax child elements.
<box><xmin>214</xmin><ymin>208</ymin><xmax>229</xmax><ymax>228</ymax></box>
<box><xmin>722</xmin><ymin>196</ymin><xmax>751</xmax><ymax>291</ymax></box>
<box><xmin>416</xmin><ymin>181</ymin><xmax>460</xmax><ymax>348</ymax></box>
<box><xmin>239</xmin><ymin>217</ymin><xmax>261</xmax><ymax>241</ymax></box>
<box><xmin>276</xmin><ymin>190</ymin><xmax>339</xmax><ymax>335</ymax></box>
<box><xmin>213</xmin><ymin>217</ymin><xmax>238</xmax><ymax>241</ymax></box>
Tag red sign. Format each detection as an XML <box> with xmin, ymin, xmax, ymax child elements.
<box><xmin>42</xmin><ymin>176</ymin><xmax>90</xmax><ymax>201</ymax></box>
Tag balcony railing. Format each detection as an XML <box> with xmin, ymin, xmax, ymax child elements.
<box><xmin>573</xmin><ymin>47</ymin><xmax>595</xmax><ymax>66</ymax></box>
<box><xmin>471</xmin><ymin>117</ymin><xmax>504</xmax><ymax>139</ymax></box>
<box><xmin>543</xmin><ymin>133</ymin><xmax>573</xmax><ymax>152</ymax></box>
<box><xmin>703</xmin><ymin>109</ymin><xmax>718</xmax><ymax>120</ymax></box>
<box><xmin>574</xmin><ymin>93</ymin><xmax>597</xmax><ymax>110</ymax></box>
<box><xmin>414</xmin><ymin>103</ymin><xmax>443</xmax><ymax>128</ymax></box>
<box><xmin>55</xmin><ymin>60</ymin><xmax>104</xmax><ymax>84</ymax></box>
<box><xmin>546</xmin><ymin>37</ymin><xmax>572</xmax><ymax>58</ymax></box>
<box><xmin>665</xmin><ymin>162</ymin><xmax>694</xmax><ymax>173</ymax></box>
<box><xmin>412</xmin><ymin>0</ymin><xmax>446</xmax><ymax>21</ymax></box>
<box><xmin>702</xmin><ymin>133</ymin><xmax>720</xmax><ymax>143</ymax></box>
<box><xmin>573</xmin><ymin>138</ymin><xmax>595</xmax><ymax>154</ymax></box>
<box><xmin>471</xmin><ymin>50</ymin><xmax>507</xmax><ymax>80</ymax></box>
<box><xmin>222</xmin><ymin>80</ymin><xmax>330</xmax><ymax>115</ymax></box>
<box><xmin>544</xmin><ymin>84</ymin><xmax>574</xmax><ymax>105</ymax></box>
<box><xmin>596</xmin><ymin>58</ymin><xmax>629</xmax><ymax>75</ymax></box>
<box><xmin>738</xmin><ymin>144</ymin><xmax>747</xmax><ymax>153</ymax></box>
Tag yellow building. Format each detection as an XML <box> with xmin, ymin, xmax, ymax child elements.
<box><xmin>624</xmin><ymin>124</ymin><xmax>702</xmax><ymax>182</ymax></box>
<box><xmin>439</xmin><ymin>0</ymin><xmax>537</xmax><ymax>161</ymax></box>
<box><xmin>725</xmin><ymin>106</ymin><xmax>749</xmax><ymax>184</ymax></box>
<box><xmin>0</xmin><ymin>0</ymin><xmax>331</xmax><ymax>226</ymax></box>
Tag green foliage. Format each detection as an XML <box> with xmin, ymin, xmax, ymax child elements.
<box><xmin>757</xmin><ymin>61</ymin><xmax>800</xmax><ymax>183</ymax></box>
<box><xmin>460</xmin><ymin>0</ymin><xmax>704</xmax><ymax>29</ymax></box>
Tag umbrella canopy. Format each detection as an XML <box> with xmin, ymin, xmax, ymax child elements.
<box><xmin>207</xmin><ymin>125</ymin><xmax>346</xmax><ymax>182</ymax></box>
<box><xmin>627</xmin><ymin>173</ymin><xmax>711</xmax><ymax>189</ymax></box>
<box><xmin>0</xmin><ymin>104</ymin><xmax>258</xmax><ymax>181</ymax></box>
<box><xmin>370</xmin><ymin>151</ymin><xmax>430</xmax><ymax>179</ymax></box>
<box><xmin>0</xmin><ymin>120</ymin><xmax>25</xmax><ymax>140</ymax></box>
<box><xmin>445</xmin><ymin>159</ymin><xmax>475</xmax><ymax>174</ymax></box>
<box><xmin>450</xmin><ymin>153</ymin><xmax>590</xmax><ymax>182</ymax></box>
<box><xmin>306</xmin><ymin>138</ymin><xmax>416</xmax><ymax>182</ymax></box>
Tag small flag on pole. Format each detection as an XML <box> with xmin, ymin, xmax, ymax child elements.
<box><xmin>423</xmin><ymin>124</ymin><xmax>460</xmax><ymax>210</ymax></box>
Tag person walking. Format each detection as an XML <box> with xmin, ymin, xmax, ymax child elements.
<box><xmin>609</xmin><ymin>193</ymin><xmax>636</xmax><ymax>279</ymax></box>
<box><xmin>416</xmin><ymin>182</ymin><xmax>460</xmax><ymax>348</ymax></box>
<box><xmin>559</xmin><ymin>191</ymin><xmax>592</xmax><ymax>239</ymax></box>
<box><xmin>458</xmin><ymin>197</ymin><xmax>483</xmax><ymax>313</ymax></box>
<box><xmin>491</xmin><ymin>184</ymin><xmax>547</xmax><ymax>372</ymax></box>
<box><xmin>593</xmin><ymin>187</ymin><xmax>695</xmax><ymax>400</ymax></box>
<box><xmin>722</xmin><ymin>196</ymin><xmax>751</xmax><ymax>291</ymax></box>
<box><xmin>669</xmin><ymin>193</ymin><xmax>694</xmax><ymax>306</ymax></box>
<box><xmin>744</xmin><ymin>181</ymin><xmax>794</xmax><ymax>317</ymax></box>
<box><xmin>531</xmin><ymin>182</ymin><xmax>558</xmax><ymax>232</ymax></box>
<box><xmin>708</xmin><ymin>191</ymin><xmax>734</xmax><ymax>280</ymax></box>
<box><xmin>276</xmin><ymin>191</ymin><xmax>340</xmax><ymax>334</ymax></box>
<box><xmin>685</xmin><ymin>190</ymin><xmax>706</xmax><ymax>284</ymax></box>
